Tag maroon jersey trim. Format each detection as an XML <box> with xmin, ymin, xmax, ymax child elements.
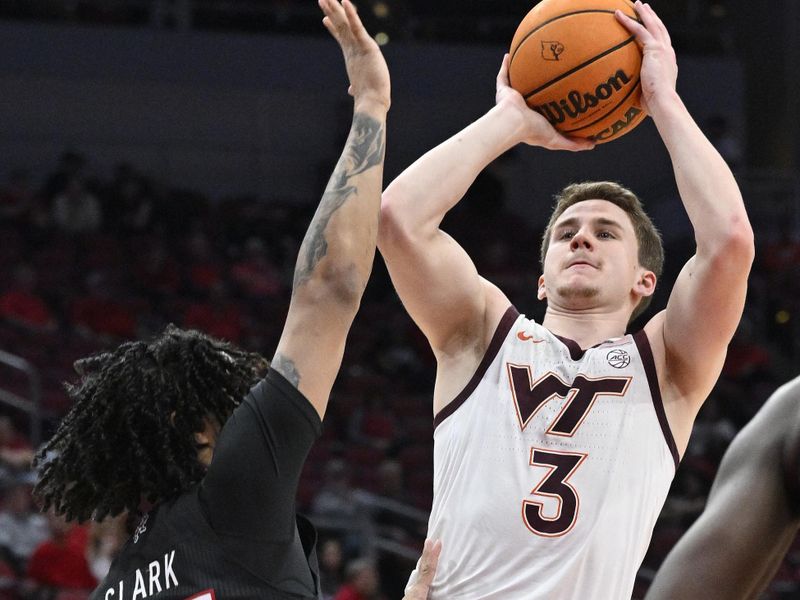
<box><xmin>633</xmin><ymin>329</ymin><xmax>680</xmax><ymax>470</ymax></box>
<box><xmin>185</xmin><ymin>592</ymin><xmax>217</xmax><ymax>600</ymax></box>
<box><xmin>433</xmin><ymin>305</ymin><xmax>520</xmax><ymax>429</ymax></box>
<box><xmin>554</xmin><ymin>335</ymin><xmax>587</xmax><ymax>361</ymax></box>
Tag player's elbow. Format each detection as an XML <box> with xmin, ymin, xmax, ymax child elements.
<box><xmin>724</xmin><ymin>216</ymin><xmax>755</xmax><ymax>266</ymax></box>
<box><xmin>703</xmin><ymin>215</ymin><xmax>755</xmax><ymax>271</ymax></box>
<box><xmin>295</xmin><ymin>264</ymin><xmax>365</xmax><ymax>317</ymax></box>
<box><xmin>379</xmin><ymin>190</ymin><xmax>413</xmax><ymax>250</ymax></box>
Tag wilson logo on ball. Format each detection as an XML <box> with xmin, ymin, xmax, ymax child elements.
<box><xmin>531</xmin><ymin>69</ymin><xmax>634</xmax><ymax>125</ymax></box>
<box><xmin>541</xmin><ymin>41</ymin><xmax>565</xmax><ymax>61</ymax></box>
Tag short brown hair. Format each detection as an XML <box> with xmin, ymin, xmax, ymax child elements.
<box><xmin>539</xmin><ymin>181</ymin><xmax>664</xmax><ymax>321</ymax></box>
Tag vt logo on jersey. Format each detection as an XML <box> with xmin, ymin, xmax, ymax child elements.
<box><xmin>506</xmin><ymin>366</ymin><xmax>630</xmax><ymax>435</ymax></box>
<box><xmin>506</xmin><ymin>366</ymin><xmax>631</xmax><ymax>536</ymax></box>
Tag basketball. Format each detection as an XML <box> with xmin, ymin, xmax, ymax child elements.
<box><xmin>508</xmin><ymin>0</ymin><xmax>646</xmax><ymax>144</ymax></box>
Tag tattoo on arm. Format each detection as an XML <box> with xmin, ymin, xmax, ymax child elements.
<box><xmin>293</xmin><ymin>112</ymin><xmax>385</xmax><ymax>291</ymax></box>
<box><xmin>271</xmin><ymin>352</ymin><xmax>301</xmax><ymax>388</ymax></box>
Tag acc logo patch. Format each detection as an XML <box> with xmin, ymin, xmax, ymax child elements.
<box><xmin>606</xmin><ymin>349</ymin><xmax>631</xmax><ymax>369</ymax></box>
<box><xmin>541</xmin><ymin>41</ymin><xmax>565</xmax><ymax>61</ymax></box>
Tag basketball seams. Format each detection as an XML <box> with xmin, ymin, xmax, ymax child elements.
<box><xmin>508</xmin><ymin>9</ymin><xmax>640</xmax><ymax>68</ymax></box>
<box><xmin>521</xmin><ymin>36</ymin><xmax>637</xmax><ymax>99</ymax></box>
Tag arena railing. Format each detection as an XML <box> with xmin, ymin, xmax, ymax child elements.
<box><xmin>0</xmin><ymin>348</ymin><xmax>43</xmax><ymax>447</ymax></box>
<box><xmin>310</xmin><ymin>490</ymin><xmax>429</xmax><ymax>562</ymax></box>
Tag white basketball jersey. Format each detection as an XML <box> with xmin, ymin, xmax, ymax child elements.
<box><xmin>408</xmin><ymin>307</ymin><xmax>679</xmax><ymax>600</ymax></box>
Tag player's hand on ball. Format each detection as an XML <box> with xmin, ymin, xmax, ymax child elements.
<box><xmin>495</xmin><ymin>54</ymin><xmax>594</xmax><ymax>152</ymax></box>
<box><xmin>319</xmin><ymin>0</ymin><xmax>390</xmax><ymax>112</ymax></box>
<box><xmin>615</xmin><ymin>1</ymin><xmax>677</xmax><ymax>114</ymax></box>
<box><xmin>402</xmin><ymin>538</ymin><xmax>442</xmax><ymax>600</ymax></box>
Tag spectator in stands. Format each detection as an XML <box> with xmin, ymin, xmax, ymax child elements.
<box><xmin>44</xmin><ymin>151</ymin><xmax>86</xmax><ymax>201</ymax></box>
<box><xmin>85</xmin><ymin>514</ymin><xmax>128</xmax><ymax>582</ymax></box>
<box><xmin>312</xmin><ymin>459</ymin><xmax>372</xmax><ymax>556</ymax></box>
<box><xmin>376</xmin><ymin>460</ymin><xmax>408</xmax><ymax>503</ymax></box>
<box><xmin>759</xmin><ymin>217</ymin><xmax>800</xmax><ymax>359</ymax></box>
<box><xmin>760</xmin><ymin>218</ymin><xmax>800</xmax><ymax>276</ymax></box>
<box><xmin>25</xmin><ymin>511</ymin><xmax>96</xmax><ymax>593</ymax></box>
<box><xmin>182</xmin><ymin>281</ymin><xmax>245</xmax><ymax>344</ymax></box>
<box><xmin>312</xmin><ymin>459</ymin><xmax>361</xmax><ymax>523</ymax></box>
<box><xmin>334</xmin><ymin>558</ymin><xmax>384</xmax><ymax>600</ymax></box>
<box><xmin>319</xmin><ymin>537</ymin><xmax>346</xmax><ymax>600</ymax></box>
<box><xmin>0</xmin><ymin>168</ymin><xmax>36</xmax><ymax>223</ymax></box>
<box><xmin>133</xmin><ymin>238</ymin><xmax>182</xmax><ymax>299</ymax></box>
<box><xmin>0</xmin><ymin>558</ymin><xmax>15</xmax><ymax>600</ymax></box>
<box><xmin>0</xmin><ymin>478</ymin><xmax>49</xmax><ymax>575</ymax></box>
<box><xmin>373</xmin><ymin>312</ymin><xmax>426</xmax><ymax>384</ymax></box>
<box><xmin>183</xmin><ymin>229</ymin><xmax>225</xmax><ymax>295</ymax></box>
<box><xmin>0</xmin><ymin>417</ymin><xmax>35</xmax><ymax>484</ymax></box>
<box><xmin>722</xmin><ymin>316</ymin><xmax>773</xmax><ymax>383</ymax></box>
<box><xmin>70</xmin><ymin>271</ymin><xmax>139</xmax><ymax>340</ymax></box>
<box><xmin>102</xmin><ymin>162</ymin><xmax>155</xmax><ymax>234</ymax></box>
<box><xmin>52</xmin><ymin>176</ymin><xmax>102</xmax><ymax>234</ymax></box>
<box><xmin>704</xmin><ymin>113</ymin><xmax>743</xmax><ymax>172</ymax></box>
<box><xmin>347</xmin><ymin>395</ymin><xmax>401</xmax><ymax>454</ymax></box>
<box><xmin>685</xmin><ymin>394</ymin><xmax>737</xmax><ymax>458</ymax></box>
<box><xmin>0</xmin><ymin>265</ymin><xmax>58</xmax><ymax>333</ymax></box>
<box><xmin>230</xmin><ymin>237</ymin><xmax>285</xmax><ymax>299</ymax></box>
<box><xmin>371</xmin><ymin>460</ymin><xmax>424</xmax><ymax>600</ymax></box>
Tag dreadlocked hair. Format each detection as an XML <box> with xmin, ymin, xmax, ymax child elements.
<box><xmin>33</xmin><ymin>325</ymin><xmax>268</xmax><ymax>524</ymax></box>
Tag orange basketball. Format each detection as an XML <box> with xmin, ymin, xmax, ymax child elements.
<box><xmin>508</xmin><ymin>0</ymin><xmax>646</xmax><ymax>144</ymax></box>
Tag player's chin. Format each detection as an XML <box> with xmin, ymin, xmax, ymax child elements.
<box><xmin>560</xmin><ymin>271</ymin><xmax>600</xmax><ymax>288</ymax></box>
<box><xmin>555</xmin><ymin>284</ymin><xmax>601</xmax><ymax>301</ymax></box>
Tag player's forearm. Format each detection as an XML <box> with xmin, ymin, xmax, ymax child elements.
<box><xmin>381</xmin><ymin>105</ymin><xmax>526</xmax><ymax>235</ymax></box>
<box><xmin>291</xmin><ymin>106</ymin><xmax>387</xmax><ymax>309</ymax></box>
<box><xmin>650</xmin><ymin>91</ymin><xmax>753</xmax><ymax>258</ymax></box>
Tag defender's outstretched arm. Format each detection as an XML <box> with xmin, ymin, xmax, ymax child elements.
<box><xmin>272</xmin><ymin>0</ymin><xmax>390</xmax><ymax>417</ymax></box>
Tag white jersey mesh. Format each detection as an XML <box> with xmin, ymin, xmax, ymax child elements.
<box><xmin>408</xmin><ymin>308</ymin><xmax>677</xmax><ymax>600</ymax></box>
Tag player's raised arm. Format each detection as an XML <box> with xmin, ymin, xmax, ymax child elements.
<box><xmin>646</xmin><ymin>377</ymin><xmax>800</xmax><ymax>599</ymax></box>
<box><xmin>618</xmin><ymin>3</ymin><xmax>754</xmax><ymax>418</ymax></box>
<box><xmin>271</xmin><ymin>0</ymin><xmax>389</xmax><ymax>417</ymax></box>
<box><xmin>378</xmin><ymin>55</ymin><xmax>592</xmax><ymax>362</ymax></box>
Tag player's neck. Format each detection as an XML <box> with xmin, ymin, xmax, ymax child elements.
<box><xmin>541</xmin><ymin>307</ymin><xmax>629</xmax><ymax>349</ymax></box>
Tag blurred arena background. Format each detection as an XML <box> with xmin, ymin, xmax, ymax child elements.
<box><xmin>0</xmin><ymin>0</ymin><xmax>797</xmax><ymax>597</ymax></box>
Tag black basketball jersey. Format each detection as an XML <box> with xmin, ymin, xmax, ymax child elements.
<box><xmin>90</xmin><ymin>369</ymin><xmax>322</xmax><ymax>600</ymax></box>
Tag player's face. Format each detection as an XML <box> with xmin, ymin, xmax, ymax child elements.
<box><xmin>539</xmin><ymin>200</ymin><xmax>650</xmax><ymax>313</ymax></box>
<box><xmin>194</xmin><ymin>417</ymin><xmax>221</xmax><ymax>467</ymax></box>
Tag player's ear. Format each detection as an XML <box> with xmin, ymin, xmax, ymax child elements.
<box><xmin>537</xmin><ymin>275</ymin><xmax>547</xmax><ymax>300</ymax></box>
<box><xmin>633</xmin><ymin>269</ymin><xmax>656</xmax><ymax>298</ymax></box>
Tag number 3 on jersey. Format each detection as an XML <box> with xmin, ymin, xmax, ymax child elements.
<box><xmin>507</xmin><ymin>365</ymin><xmax>631</xmax><ymax>536</ymax></box>
<box><xmin>523</xmin><ymin>448</ymin><xmax>587</xmax><ymax>536</ymax></box>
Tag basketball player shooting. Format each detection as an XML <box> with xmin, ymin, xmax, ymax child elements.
<box><xmin>378</xmin><ymin>2</ymin><xmax>754</xmax><ymax>598</ymax></box>
<box><xmin>30</xmin><ymin>1</ymin><xmax>420</xmax><ymax>598</ymax></box>
<box><xmin>645</xmin><ymin>375</ymin><xmax>800</xmax><ymax>599</ymax></box>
